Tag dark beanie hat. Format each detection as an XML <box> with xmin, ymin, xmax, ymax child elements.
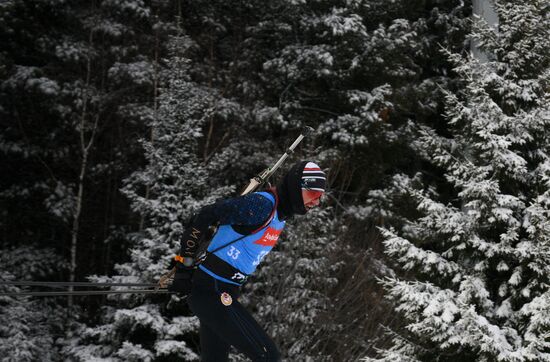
<box><xmin>276</xmin><ymin>161</ymin><xmax>326</xmax><ymax>219</ymax></box>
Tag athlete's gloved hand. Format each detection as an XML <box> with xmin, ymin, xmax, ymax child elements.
<box><xmin>168</xmin><ymin>254</ymin><xmax>195</xmax><ymax>270</ymax></box>
<box><xmin>167</xmin><ymin>257</ymin><xmax>177</xmax><ymax>271</ymax></box>
<box><xmin>168</xmin><ymin>267</ymin><xmax>193</xmax><ymax>294</ymax></box>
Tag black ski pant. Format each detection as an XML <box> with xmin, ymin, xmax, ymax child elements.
<box><xmin>188</xmin><ymin>269</ymin><xmax>281</xmax><ymax>362</ymax></box>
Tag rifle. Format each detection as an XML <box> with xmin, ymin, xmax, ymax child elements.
<box><xmin>159</xmin><ymin>126</ymin><xmax>315</xmax><ymax>287</ymax></box>
<box><xmin>240</xmin><ymin>126</ymin><xmax>314</xmax><ymax>195</ymax></box>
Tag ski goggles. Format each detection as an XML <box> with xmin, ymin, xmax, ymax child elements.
<box><xmin>302</xmin><ymin>189</ymin><xmax>325</xmax><ymax>203</ymax></box>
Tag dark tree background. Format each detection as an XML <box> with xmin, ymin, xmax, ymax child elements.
<box><xmin>0</xmin><ymin>0</ymin><xmax>485</xmax><ymax>360</ymax></box>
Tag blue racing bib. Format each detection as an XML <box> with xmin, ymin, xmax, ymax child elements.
<box><xmin>199</xmin><ymin>192</ymin><xmax>285</xmax><ymax>284</ymax></box>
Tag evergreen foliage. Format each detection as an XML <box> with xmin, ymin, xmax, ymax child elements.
<box><xmin>0</xmin><ymin>0</ymin><xmax>174</xmax><ymax>281</ymax></box>
<box><xmin>246</xmin><ymin>0</ymin><xmax>470</xmax><ymax>358</ymax></box>
<box><xmin>249</xmin><ymin>207</ymin><xmax>346</xmax><ymax>360</ymax></box>
<box><xmin>5</xmin><ymin>0</ymin><xmax>547</xmax><ymax>360</ymax></box>
<box><xmin>367</xmin><ymin>1</ymin><xmax>550</xmax><ymax>360</ymax></box>
<box><xmin>0</xmin><ymin>247</ymin><xmax>66</xmax><ymax>361</ymax></box>
<box><xmin>61</xmin><ymin>35</ymin><xmax>231</xmax><ymax>361</ymax></box>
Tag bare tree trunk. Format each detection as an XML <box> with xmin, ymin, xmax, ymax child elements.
<box><xmin>139</xmin><ymin>10</ymin><xmax>160</xmax><ymax>231</ymax></box>
<box><xmin>69</xmin><ymin>150</ymin><xmax>88</xmax><ymax>306</ymax></box>
<box><xmin>68</xmin><ymin>27</ymin><xmax>98</xmax><ymax>308</ymax></box>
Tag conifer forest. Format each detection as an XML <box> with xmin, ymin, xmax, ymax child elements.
<box><xmin>1</xmin><ymin>0</ymin><xmax>549</xmax><ymax>361</ymax></box>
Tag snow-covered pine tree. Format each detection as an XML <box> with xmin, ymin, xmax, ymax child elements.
<box><xmin>62</xmin><ymin>34</ymin><xmax>233</xmax><ymax>361</ymax></box>
<box><xmin>367</xmin><ymin>1</ymin><xmax>550</xmax><ymax>360</ymax></box>
<box><xmin>258</xmin><ymin>0</ymin><xmax>469</xmax><ymax>184</ymax></box>
<box><xmin>0</xmin><ymin>0</ymin><xmax>163</xmax><ymax>294</ymax></box>
<box><xmin>0</xmin><ymin>247</ymin><xmax>66</xmax><ymax>361</ymax></box>
<box><xmin>240</xmin><ymin>0</ymin><xmax>469</xmax><ymax>359</ymax></box>
<box><xmin>248</xmin><ymin>206</ymin><xmax>345</xmax><ymax>361</ymax></box>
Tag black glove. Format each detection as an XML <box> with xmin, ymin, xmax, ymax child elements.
<box><xmin>167</xmin><ymin>257</ymin><xmax>178</xmax><ymax>270</ymax></box>
<box><xmin>168</xmin><ymin>254</ymin><xmax>195</xmax><ymax>270</ymax></box>
<box><xmin>168</xmin><ymin>267</ymin><xmax>193</xmax><ymax>294</ymax></box>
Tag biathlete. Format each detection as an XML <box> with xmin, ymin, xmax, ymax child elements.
<box><xmin>168</xmin><ymin>161</ymin><xmax>326</xmax><ymax>361</ymax></box>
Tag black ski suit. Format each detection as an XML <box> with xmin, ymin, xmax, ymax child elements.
<box><xmin>188</xmin><ymin>269</ymin><xmax>280</xmax><ymax>361</ymax></box>
<box><xmin>177</xmin><ymin>161</ymin><xmax>314</xmax><ymax>361</ymax></box>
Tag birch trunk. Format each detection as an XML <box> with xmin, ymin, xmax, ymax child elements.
<box><xmin>68</xmin><ymin>27</ymin><xmax>98</xmax><ymax>307</ymax></box>
<box><xmin>139</xmin><ymin>11</ymin><xmax>160</xmax><ymax>231</ymax></box>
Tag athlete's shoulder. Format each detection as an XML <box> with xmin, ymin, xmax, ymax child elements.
<box><xmin>252</xmin><ymin>191</ymin><xmax>275</xmax><ymax>205</ymax></box>
<box><xmin>237</xmin><ymin>192</ymin><xmax>275</xmax><ymax>217</ymax></box>
<box><xmin>211</xmin><ymin>192</ymin><xmax>275</xmax><ymax>226</ymax></box>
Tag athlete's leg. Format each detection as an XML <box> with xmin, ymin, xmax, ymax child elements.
<box><xmin>188</xmin><ymin>287</ymin><xmax>280</xmax><ymax>361</ymax></box>
<box><xmin>199</xmin><ymin>322</ymin><xmax>230</xmax><ymax>362</ymax></box>
<box><xmin>226</xmin><ymin>301</ymin><xmax>281</xmax><ymax>362</ymax></box>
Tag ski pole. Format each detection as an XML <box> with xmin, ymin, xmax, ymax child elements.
<box><xmin>0</xmin><ymin>289</ymin><xmax>172</xmax><ymax>297</ymax></box>
<box><xmin>0</xmin><ymin>280</ymin><xmax>159</xmax><ymax>288</ymax></box>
